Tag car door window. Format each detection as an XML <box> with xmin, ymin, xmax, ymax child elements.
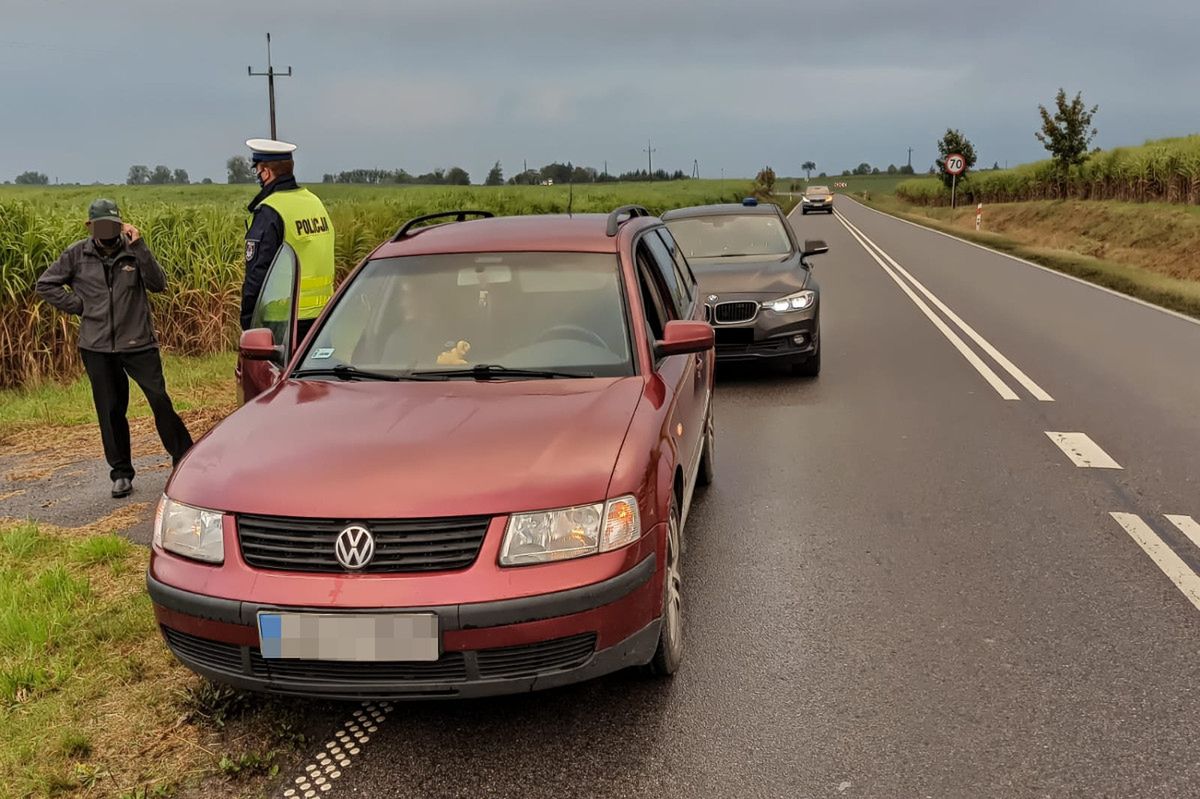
<box><xmin>656</xmin><ymin>228</ymin><xmax>697</xmax><ymax>302</ymax></box>
<box><xmin>643</xmin><ymin>231</ymin><xmax>690</xmax><ymax>318</ymax></box>
<box><xmin>249</xmin><ymin>243</ymin><xmax>298</xmax><ymax>360</ymax></box>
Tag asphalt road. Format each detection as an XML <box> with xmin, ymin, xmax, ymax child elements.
<box><xmin>258</xmin><ymin>197</ymin><xmax>1200</xmax><ymax>799</ymax></box>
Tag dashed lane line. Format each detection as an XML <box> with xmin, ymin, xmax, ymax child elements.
<box><xmin>1045</xmin><ymin>432</ymin><xmax>1123</xmax><ymax>469</ymax></box>
<box><xmin>1109</xmin><ymin>513</ymin><xmax>1200</xmax><ymax>612</ymax></box>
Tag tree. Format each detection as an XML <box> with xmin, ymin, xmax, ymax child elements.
<box><xmin>853</xmin><ymin>162</ymin><xmax>872</xmax><ymax>176</ymax></box>
<box><xmin>445</xmin><ymin>167</ymin><xmax>471</xmax><ymax>185</ymax></box>
<box><xmin>201</xmin><ymin>177</ymin><xmax>214</xmax><ymax>185</ymax></box>
<box><xmin>887</xmin><ymin>164</ymin><xmax>898</xmax><ymax>175</ymax></box>
<box><xmin>226</xmin><ymin>156</ymin><xmax>256</xmax><ymax>184</ymax></box>
<box><xmin>801</xmin><ymin>160</ymin><xmax>816</xmax><ymax>180</ymax></box>
<box><xmin>753</xmin><ymin>166</ymin><xmax>776</xmax><ymax>197</ymax></box>
<box><xmin>127</xmin><ymin>165</ymin><xmax>151</xmax><ymax>185</ymax></box>
<box><xmin>149</xmin><ymin>165</ymin><xmax>173</xmax><ymax>185</ymax></box>
<box><xmin>992</xmin><ymin>161</ymin><xmax>1001</xmax><ymax>171</ymax></box>
<box><xmin>871</xmin><ymin>167</ymin><xmax>881</xmax><ymax>175</ymax></box>
<box><xmin>899</xmin><ymin>164</ymin><xmax>915</xmax><ymax>175</ymax></box>
<box><xmin>935</xmin><ymin>128</ymin><xmax>977</xmax><ymax>188</ymax></box>
<box><xmin>841</xmin><ymin>170</ymin><xmax>851</xmax><ymax>176</ymax></box>
<box><xmin>1036</xmin><ymin>88</ymin><xmax>1099</xmax><ymax>178</ymax></box>
<box><xmin>173</xmin><ymin>168</ymin><xmax>190</xmax><ymax>185</ymax></box>
<box><xmin>15</xmin><ymin>171</ymin><xmax>49</xmax><ymax>185</ymax></box>
<box><xmin>485</xmin><ymin>161</ymin><xmax>504</xmax><ymax>186</ymax></box>
<box><xmin>818</xmin><ymin>172</ymin><xmax>827</xmax><ymax>178</ymax></box>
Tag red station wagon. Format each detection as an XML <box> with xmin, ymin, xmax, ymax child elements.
<box><xmin>148</xmin><ymin>206</ymin><xmax>715</xmax><ymax>698</ymax></box>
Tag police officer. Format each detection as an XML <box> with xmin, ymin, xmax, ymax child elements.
<box><xmin>242</xmin><ymin>139</ymin><xmax>336</xmax><ymax>343</ymax></box>
<box><xmin>35</xmin><ymin>199</ymin><xmax>194</xmax><ymax>498</ymax></box>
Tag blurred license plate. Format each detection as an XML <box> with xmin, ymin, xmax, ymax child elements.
<box><xmin>257</xmin><ymin>612</ymin><xmax>439</xmax><ymax>661</ymax></box>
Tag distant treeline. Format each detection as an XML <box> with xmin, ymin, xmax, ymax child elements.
<box><xmin>321</xmin><ymin>162</ymin><xmax>692</xmax><ymax>186</ymax></box>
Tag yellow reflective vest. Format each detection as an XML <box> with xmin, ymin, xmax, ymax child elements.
<box><xmin>259</xmin><ymin>188</ymin><xmax>336</xmax><ymax>320</ymax></box>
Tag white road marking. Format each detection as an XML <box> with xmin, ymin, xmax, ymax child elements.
<box><xmin>830</xmin><ymin>208</ymin><xmax>1020</xmax><ymax>400</ymax></box>
<box><xmin>1044</xmin><ymin>432</ymin><xmax>1122</xmax><ymax>469</ymax></box>
<box><xmin>840</xmin><ymin>194</ymin><xmax>1200</xmax><ymax>330</ymax></box>
<box><xmin>1165</xmin><ymin>515</ymin><xmax>1200</xmax><ymax>551</ymax></box>
<box><xmin>279</xmin><ymin>701</ymin><xmax>393</xmax><ymax>797</ymax></box>
<box><xmin>835</xmin><ymin>208</ymin><xmax>1055</xmax><ymax>402</ymax></box>
<box><xmin>1109</xmin><ymin>513</ymin><xmax>1200</xmax><ymax>612</ymax></box>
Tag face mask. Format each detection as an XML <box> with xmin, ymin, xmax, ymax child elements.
<box><xmin>256</xmin><ymin>168</ymin><xmax>269</xmax><ymax>188</ymax></box>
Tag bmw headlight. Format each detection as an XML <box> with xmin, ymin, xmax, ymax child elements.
<box><xmin>768</xmin><ymin>290</ymin><xmax>816</xmax><ymax>313</ymax></box>
<box><xmin>500</xmin><ymin>496</ymin><xmax>641</xmax><ymax>566</ymax></box>
<box><xmin>153</xmin><ymin>495</ymin><xmax>225</xmax><ymax>564</ymax></box>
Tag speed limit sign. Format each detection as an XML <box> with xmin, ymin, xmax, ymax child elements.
<box><xmin>945</xmin><ymin>154</ymin><xmax>966</xmax><ymax>175</ymax></box>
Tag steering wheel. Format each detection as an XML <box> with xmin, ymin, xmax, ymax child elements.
<box><xmin>534</xmin><ymin>324</ymin><xmax>609</xmax><ymax>350</ymax></box>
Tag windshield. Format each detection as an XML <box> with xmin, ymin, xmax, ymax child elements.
<box><xmin>805</xmin><ymin>186</ymin><xmax>831</xmax><ymax>195</ymax></box>
<box><xmin>666</xmin><ymin>214</ymin><xmax>793</xmax><ymax>259</ymax></box>
<box><xmin>296</xmin><ymin>252</ymin><xmax>633</xmax><ymax>378</ymax></box>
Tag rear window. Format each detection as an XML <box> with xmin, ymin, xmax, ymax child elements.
<box><xmin>665</xmin><ymin>214</ymin><xmax>793</xmax><ymax>259</ymax></box>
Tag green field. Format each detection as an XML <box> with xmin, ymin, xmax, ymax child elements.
<box><xmin>778</xmin><ymin>172</ymin><xmax>920</xmax><ymax>197</ymax></box>
<box><xmin>1</xmin><ymin>180</ymin><xmax>756</xmax><ymax>389</ymax></box>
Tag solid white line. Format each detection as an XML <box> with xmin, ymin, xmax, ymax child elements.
<box><xmin>1165</xmin><ymin>515</ymin><xmax>1200</xmax><ymax>551</ymax></box>
<box><xmin>832</xmin><ymin>209</ymin><xmax>1020</xmax><ymax>400</ymax></box>
<box><xmin>1109</xmin><ymin>513</ymin><xmax>1200</xmax><ymax>612</ymax></box>
<box><xmin>1044</xmin><ymin>432</ymin><xmax>1122</xmax><ymax>469</ymax></box>
<box><xmin>835</xmin><ymin>208</ymin><xmax>1055</xmax><ymax>402</ymax></box>
<box><xmin>838</xmin><ymin>194</ymin><xmax>1200</xmax><ymax>329</ymax></box>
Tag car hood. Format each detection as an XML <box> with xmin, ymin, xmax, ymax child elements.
<box><xmin>168</xmin><ymin>377</ymin><xmax>644</xmax><ymax>519</ymax></box>
<box><xmin>690</xmin><ymin>255</ymin><xmax>809</xmax><ymax>297</ymax></box>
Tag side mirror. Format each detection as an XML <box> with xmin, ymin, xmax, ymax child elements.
<box><xmin>239</xmin><ymin>328</ymin><xmax>279</xmax><ymax>361</ymax></box>
<box><xmin>803</xmin><ymin>239</ymin><xmax>829</xmax><ymax>257</ymax></box>
<box><xmin>655</xmin><ymin>320</ymin><xmax>714</xmax><ymax>359</ymax></box>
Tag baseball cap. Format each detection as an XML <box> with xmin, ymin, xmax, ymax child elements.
<box><xmin>88</xmin><ymin>198</ymin><xmax>122</xmax><ymax>223</ymax></box>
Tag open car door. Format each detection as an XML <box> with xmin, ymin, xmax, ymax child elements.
<box><xmin>236</xmin><ymin>243</ymin><xmax>300</xmax><ymax>405</ymax></box>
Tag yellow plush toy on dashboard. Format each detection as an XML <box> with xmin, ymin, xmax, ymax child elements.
<box><xmin>437</xmin><ymin>340</ymin><xmax>472</xmax><ymax>365</ymax></box>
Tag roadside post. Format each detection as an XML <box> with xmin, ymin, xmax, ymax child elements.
<box><xmin>976</xmin><ymin>202</ymin><xmax>982</xmax><ymax>231</ymax></box>
<box><xmin>945</xmin><ymin>153</ymin><xmax>966</xmax><ymax>210</ymax></box>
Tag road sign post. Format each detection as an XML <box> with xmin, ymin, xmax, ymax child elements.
<box><xmin>945</xmin><ymin>153</ymin><xmax>966</xmax><ymax>211</ymax></box>
<box><xmin>976</xmin><ymin>202</ymin><xmax>982</xmax><ymax>231</ymax></box>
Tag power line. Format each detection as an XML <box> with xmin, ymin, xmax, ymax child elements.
<box><xmin>247</xmin><ymin>33</ymin><xmax>292</xmax><ymax>140</ymax></box>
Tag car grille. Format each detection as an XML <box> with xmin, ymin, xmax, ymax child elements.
<box><xmin>713</xmin><ymin>301</ymin><xmax>758</xmax><ymax>324</ymax></box>
<box><xmin>476</xmin><ymin>633</ymin><xmax>597</xmax><ymax>678</ymax></box>
<box><xmin>237</xmin><ymin>514</ymin><xmax>490</xmax><ymax>574</ymax></box>
<box><xmin>161</xmin><ymin>627</ymin><xmax>598</xmax><ymax>690</ymax></box>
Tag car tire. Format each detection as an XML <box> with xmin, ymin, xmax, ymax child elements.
<box><xmin>697</xmin><ymin>408</ymin><xmax>715</xmax><ymax>488</ymax></box>
<box><xmin>800</xmin><ymin>209</ymin><xmax>807</xmax><ymax>215</ymax></box>
<box><xmin>646</xmin><ymin>495</ymin><xmax>684</xmax><ymax>676</ymax></box>
<box><xmin>792</xmin><ymin>335</ymin><xmax>822</xmax><ymax>378</ymax></box>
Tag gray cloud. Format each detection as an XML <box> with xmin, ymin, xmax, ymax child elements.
<box><xmin>2</xmin><ymin>0</ymin><xmax>1197</xmax><ymax>184</ymax></box>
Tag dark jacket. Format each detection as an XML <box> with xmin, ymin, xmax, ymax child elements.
<box><xmin>242</xmin><ymin>174</ymin><xmax>298</xmax><ymax>328</ymax></box>
<box><xmin>35</xmin><ymin>237</ymin><xmax>167</xmax><ymax>352</ymax></box>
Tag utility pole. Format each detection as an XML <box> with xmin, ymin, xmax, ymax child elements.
<box><xmin>644</xmin><ymin>139</ymin><xmax>656</xmax><ymax>181</ymax></box>
<box><xmin>692</xmin><ymin>159</ymin><xmax>699</xmax><ymax>179</ymax></box>
<box><xmin>248</xmin><ymin>33</ymin><xmax>292</xmax><ymax>140</ymax></box>
<box><xmin>907</xmin><ymin>147</ymin><xmax>913</xmax><ymax>171</ymax></box>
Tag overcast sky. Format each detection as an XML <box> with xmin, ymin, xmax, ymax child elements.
<box><xmin>3</xmin><ymin>0</ymin><xmax>1197</xmax><ymax>184</ymax></box>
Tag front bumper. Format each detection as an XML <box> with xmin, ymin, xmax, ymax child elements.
<box><xmin>148</xmin><ymin>554</ymin><xmax>661</xmax><ymax>699</ymax></box>
<box><xmin>800</xmin><ymin>202</ymin><xmax>832</xmax><ymax>213</ymax></box>
<box><xmin>711</xmin><ymin>307</ymin><xmax>819</xmax><ymax>364</ymax></box>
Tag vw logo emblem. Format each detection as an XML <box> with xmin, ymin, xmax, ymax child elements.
<box><xmin>335</xmin><ymin>525</ymin><xmax>375</xmax><ymax>570</ymax></box>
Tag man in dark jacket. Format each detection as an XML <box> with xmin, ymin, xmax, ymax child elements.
<box><xmin>35</xmin><ymin>199</ymin><xmax>193</xmax><ymax>498</ymax></box>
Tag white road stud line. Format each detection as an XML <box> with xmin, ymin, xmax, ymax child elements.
<box><xmin>1044</xmin><ymin>432</ymin><xmax>1122</xmax><ymax>469</ymax></box>
<box><xmin>1165</xmin><ymin>515</ymin><xmax>1200</xmax><ymax>551</ymax></box>
<box><xmin>833</xmin><ymin>208</ymin><xmax>1020</xmax><ymax>400</ymax></box>
<box><xmin>835</xmin><ymin>208</ymin><xmax>1054</xmax><ymax>402</ymax></box>
<box><xmin>1109</xmin><ymin>513</ymin><xmax>1200</xmax><ymax>612</ymax></box>
<box><xmin>280</xmin><ymin>701</ymin><xmax>393</xmax><ymax>798</ymax></box>
<box><xmin>839</xmin><ymin>194</ymin><xmax>1200</xmax><ymax>330</ymax></box>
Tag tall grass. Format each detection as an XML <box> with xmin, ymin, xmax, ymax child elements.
<box><xmin>0</xmin><ymin>181</ymin><xmax>751</xmax><ymax>388</ymax></box>
<box><xmin>895</xmin><ymin>135</ymin><xmax>1200</xmax><ymax>207</ymax></box>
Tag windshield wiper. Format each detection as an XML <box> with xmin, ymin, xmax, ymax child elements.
<box><xmin>412</xmin><ymin>364</ymin><xmax>594</xmax><ymax>380</ymax></box>
<box><xmin>291</xmin><ymin>364</ymin><xmax>446</xmax><ymax>382</ymax></box>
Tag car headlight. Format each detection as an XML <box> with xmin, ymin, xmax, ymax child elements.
<box><xmin>802</xmin><ymin>196</ymin><xmax>813</xmax><ymax>202</ymax></box>
<box><xmin>768</xmin><ymin>290</ymin><xmax>816</xmax><ymax>313</ymax></box>
<box><xmin>153</xmin><ymin>495</ymin><xmax>224</xmax><ymax>564</ymax></box>
<box><xmin>500</xmin><ymin>496</ymin><xmax>641</xmax><ymax>566</ymax></box>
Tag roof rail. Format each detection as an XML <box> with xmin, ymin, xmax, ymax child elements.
<box><xmin>605</xmin><ymin>205</ymin><xmax>652</xmax><ymax>237</ymax></box>
<box><xmin>391</xmin><ymin>210</ymin><xmax>495</xmax><ymax>241</ymax></box>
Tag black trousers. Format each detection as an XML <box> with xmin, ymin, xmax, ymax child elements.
<box><xmin>79</xmin><ymin>348</ymin><xmax>194</xmax><ymax>481</ymax></box>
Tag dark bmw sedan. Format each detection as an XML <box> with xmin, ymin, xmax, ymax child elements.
<box><xmin>663</xmin><ymin>200</ymin><xmax>827</xmax><ymax>376</ymax></box>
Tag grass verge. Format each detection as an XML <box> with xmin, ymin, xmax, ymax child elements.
<box><xmin>0</xmin><ymin>517</ymin><xmax>308</xmax><ymax>798</ymax></box>
<box><xmin>850</xmin><ymin>193</ymin><xmax>1200</xmax><ymax>320</ymax></box>
<box><xmin>0</xmin><ymin>352</ymin><xmax>236</xmax><ymax>440</ymax></box>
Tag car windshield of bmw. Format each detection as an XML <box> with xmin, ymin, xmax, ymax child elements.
<box><xmin>666</xmin><ymin>214</ymin><xmax>793</xmax><ymax>260</ymax></box>
<box><xmin>294</xmin><ymin>252</ymin><xmax>634</xmax><ymax>379</ymax></box>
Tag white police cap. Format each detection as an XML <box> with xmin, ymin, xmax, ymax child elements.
<box><xmin>246</xmin><ymin>138</ymin><xmax>298</xmax><ymax>163</ymax></box>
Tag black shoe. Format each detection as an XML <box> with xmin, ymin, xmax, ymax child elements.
<box><xmin>112</xmin><ymin>478</ymin><xmax>133</xmax><ymax>498</ymax></box>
